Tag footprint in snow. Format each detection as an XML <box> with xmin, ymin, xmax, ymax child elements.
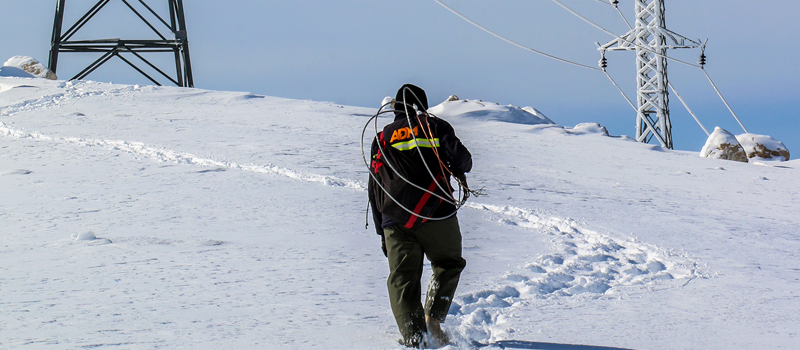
<box><xmin>2</xmin><ymin>169</ymin><xmax>32</xmax><ymax>175</ymax></box>
<box><xmin>449</xmin><ymin>204</ymin><xmax>703</xmax><ymax>343</ymax></box>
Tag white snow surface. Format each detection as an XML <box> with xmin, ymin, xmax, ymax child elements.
<box><xmin>428</xmin><ymin>99</ymin><xmax>554</xmax><ymax>126</ymax></box>
<box><xmin>0</xmin><ymin>66</ymin><xmax>36</xmax><ymax>79</ymax></box>
<box><xmin>2</xmin><ymin>77</ymin><xmax>800</xmax><ymax>349</ymax></box>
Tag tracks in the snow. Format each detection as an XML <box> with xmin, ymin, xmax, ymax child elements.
<box><xmin>1</xmin><ymin>123</ymin><xmax>702</xmax><ymax>296</ymax></box>
<box><xmin>450</xmin><ymin>203</ymin><xmax>703</xmax><ymax>342</ymax></box>
<box><xmin>0</xmin><ymin>123</ymin><xmax>365</xmax><ymax>191</ymax></box>
<box><xmin>2</xmin><ymin>89</ymin><xmax>704</xmax><ymax>345</ymax></box>
<box><xmin>0</xmin><ymin>91</ymin><xmax>702</xmax><ymax>346</ymax></box>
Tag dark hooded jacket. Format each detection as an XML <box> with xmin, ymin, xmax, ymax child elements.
<box><xmin>368</xmin><ymin>84</ymin><xmax>472</xmax><ymax>236</ymax></box>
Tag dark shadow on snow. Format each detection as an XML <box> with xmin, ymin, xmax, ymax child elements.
<box><xmin>473</xmin><ymin>340</ymin><xmax>635</xmax><ymax>350</ymax></box>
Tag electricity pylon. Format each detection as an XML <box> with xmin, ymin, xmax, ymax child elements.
<box><xmin>599</xmin><ymin>0</ymin><xmax>700</xmax><ymax>149</ymax></box>
<box><xmin>48</xmin><ymin>0</ymin><xmax>194</xmax><ymax>87</ymax></box>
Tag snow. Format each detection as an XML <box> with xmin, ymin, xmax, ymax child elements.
<box><xmin>2</xmin><ymin>77</ymin><xmax>800</xmax><ymax>349</ymax></box>
<box><xmin>71</xmin><ymin>231</ymin><xmax>97</xmax><ymax>241</ymax></box>
<box><xmin>0</xmin><ymin>66</ymin><xmax>36</xmax><ymax>79</ymax></box>
<box><xmin>428</xmin><ymin>99</ymin><xmax>554</xmax><ymax>125</ymax></box>
<box><xmin>568</xmin><ymin>123</ymin><xmax>607</xmax><ymax>135</ymax></box>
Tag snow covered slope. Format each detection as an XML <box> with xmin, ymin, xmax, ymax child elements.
<box><xmin>2</xmin><ymin>77</ymin><xmax>799</xmax><ymax>349</ymax></box>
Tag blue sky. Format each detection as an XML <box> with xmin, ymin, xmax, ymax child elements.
<box><xmin>2</xmin><ymin>0</ymin><xmax>798</xmax><ymax>153</ymax></box>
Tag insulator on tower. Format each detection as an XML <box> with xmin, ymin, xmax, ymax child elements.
<box><xmin>598</xmin><ymin>0</ymin><xmax>702</xmax><ymax>150</ymax></box>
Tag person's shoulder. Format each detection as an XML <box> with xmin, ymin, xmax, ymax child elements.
<box><xmin>432</xmin><ymin>116</ymin><xmax>451</xmax><ymax>125</ymax></box>
<box><xmin>430</xmin><ymin>116</ymin><xmax>455</xmax><ymax>132</ymax></box>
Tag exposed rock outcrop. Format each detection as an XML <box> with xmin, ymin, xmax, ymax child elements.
<box><xmin>736</xmin><ymin>133</ymin><xmax>790</xmax><ymax>162</ymax></box>
<box><xmin>700</xmin><ymin>127</ymin><xmax>748</xmax><ymax>162</ymax></box>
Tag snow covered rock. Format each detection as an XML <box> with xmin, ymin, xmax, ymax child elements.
<box><xmin>700</xmin><ymin>127</ymin><xmax>748</xmax><ymax>162</ymax></box>
<box><xmin>2</xmin><ymin>56</ymin><xmax>57</xmax><ymax>80</ymax></box>
<box><xmin>72</xmin><ymin>231</ymin><xmax>97</xmax><ymax>241</ymax></box>
<box><xmin>428</xmin><ymin>99</ymin><xmax>554</xmax><ymax>125</ymax></box>
<box><xmin>380</xmin><ymin>96</ymin><xmax>394</xmax><ymax>108</ymax></box>
<box><xmin>70</xmin><ymin>231</ymin><xmax>112</xmax><ymax>244</ymax></box>
<box><xmin>736</xmin><ymin>133</ymin><xmax>790</xmax><ymax>162</ymax></box>
<box><xmin>570</xmin><ymin>122</ymin><xmax>609</xmax><ymax>136</ymax></box>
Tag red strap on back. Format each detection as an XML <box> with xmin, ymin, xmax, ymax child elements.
<box><xmin>404</xmin><ymin>174</ymin><xmax>443</xmax><ymax>229</ymax></box>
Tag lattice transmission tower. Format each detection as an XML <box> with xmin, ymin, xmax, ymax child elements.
<box><xmin>48</xmin><ymin>0</ymin><xmax>194</xmax><ymax>87</ymax></box>
<box><xmin>599</xmin><ymin>0</ymin><xmax>700</xmax><ymax>149</ymax></box>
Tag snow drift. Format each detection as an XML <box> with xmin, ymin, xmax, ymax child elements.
<box><xmin>428</xmin><ymin>98</ymin><xmax>554</xmax><ymax>125</ymax></box>
<box><xmin>2</xmin><ymin>77</ymin><xmax>799</xmax><ymax>349</ymax></box>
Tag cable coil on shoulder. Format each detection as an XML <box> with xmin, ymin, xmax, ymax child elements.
<box><xmin>362</xmin><ymin>88</ymin><xmax>482</xmax><ymax>222</ymax></box>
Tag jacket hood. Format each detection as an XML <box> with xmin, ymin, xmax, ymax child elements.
<box><xmin>394</xmin><ymin>84</ymin><xmax>428</xmax><ymax>121</ymax></box>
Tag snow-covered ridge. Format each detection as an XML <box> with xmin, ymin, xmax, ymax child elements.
<box><xmin>1</xmin><ymin>81</ymin><xmax>700</xmax><ymax>304</ymax></box>
<box><xmin>4</xmin><ymin>77</ymin><xmax>798</xmax><ymax>349</ymax></box>
<box><xmin>1</xmin><ymin>108</ymin><xmax>701</xmax><ymax>300</ymax></box>
<box><xmin>429</xmin><ymin>98</ymin><xmax>554</xmax><ymax>125</ymax></box>
<box><xmin>1</xmin><ymin>116</ymin><xmax>691</xmax><ymax>278</ymax></box>
<box><xmin>2</xmin><ymin>119</ymin><xmax>703</xmax><ymax>346</ymax></box>
<box><xmin>0</xmin><ymin>80</ymin><xmax>141</xmax><ymax>116</ymax></box>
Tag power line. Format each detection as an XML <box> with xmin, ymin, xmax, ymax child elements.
<box><xmin>603</xmin><ymin>69</ymin><xmax>636</xmax><ymax>112</ymax></box>
<box><xmin>614</xmin><ymin>5</ymin><xmax>633</xmax><ymax>30</ymax></box>
<box><xmin>669</xmin><ymin>81</ymin><xmax>710</xmax><ymax>136</ymax></box>
<box><xmin>431</xmin><ymin>0</ymin><xmax>747</xmax><ymax>138</ymax></box>
<box><xmin>431</xmin><ymin>0</ymin><xmax>601</xmax><ymax>71</ymax></box>
<box><xmin>702</xmin><ymin>67</ymin><xmax>748</xmax><ymax>133</ymax></box>
<box><xmin>549</xmin><ymin>0</ymin><xmax>747</xmax><ymax>136</ymax></box>
<box><xmin>589</xmin><ymin>0</ymin><xmax>634</xmax><ymax>30</ymax></box>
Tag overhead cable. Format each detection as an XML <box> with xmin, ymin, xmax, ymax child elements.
<box><xmin>603</xmin><ymin>70</ymin><xmax>636</xmax><ymax>112</ymax></box>
<box><xmin>550</xmin><ymin>0</ymin><xmax>747</xmax><ymax>133</ymax></box>
<box><xmin>589</xmin><ymin>0</ymin><xmax>633</xmax><ymax>30</ymax></box>
<box><xmin>432</xmin><ymin>0</ymin><xmax>746</xmax><ymax>136</ymax></box>
<box><xmin>431</xmin><ymin>0</ymin><xmax>601</xmax><ymax>71</ymax></box>
<box><xmin>668</xmin><ymin>81</ymin><xmax>710</xmax><ymax>136</ymax></box>
<box><xmin>702</xmin><ymin>68</ymin><xmax>748</xmax><ymax>133</ymax></box>
<box><xmin>614</xmin><ymin>5</ymin><xmax>633</xmax><ymax>30</ymax></box>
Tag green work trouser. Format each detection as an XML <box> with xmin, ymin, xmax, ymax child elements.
<box><xmin>384</xmin><ymin>215</ymin><xmax>467</xmax><ymax>344</ymax></box>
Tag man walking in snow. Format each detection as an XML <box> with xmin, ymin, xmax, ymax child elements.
<box><xmin>368</xmin><ymin>84</ymin><xmax>472</xmax><ymax>348</ymax></box>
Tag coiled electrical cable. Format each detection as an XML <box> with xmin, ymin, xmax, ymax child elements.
<box><xmin>362</xmin><ymin>89</ymin><xmax>482</xmax><ymax>222</ymax></box>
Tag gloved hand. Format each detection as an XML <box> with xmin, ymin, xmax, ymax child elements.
<box><xmin>381</xmin><ymin>234</ymin><xmax>388</xmax><ymax>258</ymax></box>
<box><xmin>457</xmin><ymin>174</ymin><xmax>468</xmax><ymax>190</ymax></box>
<box><xmin>454</xmin><ymin>173</ymin><xmax>469</xmax><ymax>202</ymax></box>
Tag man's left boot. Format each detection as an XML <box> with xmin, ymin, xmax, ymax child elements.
<box><xmin>425</xmin><ymin>315</ymin><xmax>449</xmax><ymax>348</ymax></box>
